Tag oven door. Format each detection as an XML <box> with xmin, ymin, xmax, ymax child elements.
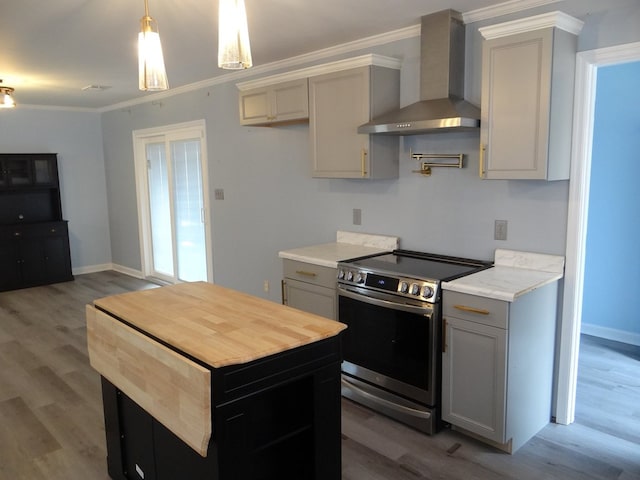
<box><xmin>337</xmin><ymin>285</ymin><xmax>439</xmax><ymax>406</ymax></box>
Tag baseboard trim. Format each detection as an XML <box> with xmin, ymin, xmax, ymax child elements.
<box><xmin>581</xmin><ymin>323</ymin><xmax>640</xmax><ymax>347</ymax></box>
<box><xmin>72</xmin><ymin>263</ymin><xmax>144</xmax><ymax>279</ymax></box>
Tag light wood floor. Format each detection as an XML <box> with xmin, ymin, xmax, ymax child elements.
<box><xmin>1</xmin><ymin>272</ymin><xmax>638</xmax><ymax>479</ymax></box>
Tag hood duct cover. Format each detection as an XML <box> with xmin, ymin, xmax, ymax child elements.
<box><xmin>359</xmin><ymin>9</ymin><xmax>480</xmax><ymax>135</ymax></box>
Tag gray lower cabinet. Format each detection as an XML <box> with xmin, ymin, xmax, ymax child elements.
<box><xmin>442</xmin><ymin>284</ymin><xmax>558</xmax><ymax>453</ymax></box>
<box><xmin>282</xmin><ymin>259</ymin><xmax>336</xmax><ymax>320</ymax></box>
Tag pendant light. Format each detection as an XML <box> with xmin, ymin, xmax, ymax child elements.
<box><xmin>0</xmin><ymin>80</ymin><xmax>16</xmax><ymax>109</ymax></box>
<box><xmin>138</xmin><ymin>0</ymin><xmax>169</xmax><ymax>91</ymax></box>
<box><xmin>218</xmin><ymin>0</ymin><xmax>253</xmax><ymax>70</ymax></box>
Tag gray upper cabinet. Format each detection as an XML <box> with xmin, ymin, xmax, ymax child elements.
<box><xmin>238</xmin><ymin>78</ymin><xmax>309</xmax><ymax>126</ymax></box>
<box><xmin>309</xmin><ymin>63</ymin><xmax>400</xmax><ymax>179</ymax></box>
<box><xmin>479</xmin><ymin>12</ymin><xmax>583</xmax><ymax>180</ymax></box>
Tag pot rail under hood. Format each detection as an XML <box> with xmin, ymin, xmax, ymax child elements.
<box><xmin>358</xmin><ymin>10</ymin><xmax>480</xmax><ymax>135</ymax></box>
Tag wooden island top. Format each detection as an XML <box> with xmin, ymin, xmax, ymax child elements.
<box><xmin>92</xmin><ymin>281</ymin><xmax>347</xmax><ymax>368</ymax></box>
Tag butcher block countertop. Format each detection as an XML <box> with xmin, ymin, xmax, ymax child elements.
<box><xmin>92</xmin><ymin>281</ymin><xmax>347</xmax><ymax>368</ymax></box>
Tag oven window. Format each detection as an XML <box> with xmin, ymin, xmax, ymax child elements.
<box><xmin>339</xmin><ymin>295</ymin><xmax>430</xmax><ymax>391</ymax></box>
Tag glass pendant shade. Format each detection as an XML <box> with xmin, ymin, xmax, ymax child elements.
<box><xmin>218</xmin><ymin>0</ymin><xmax>253</xmax><ymax>70</ymax></box>
<box><xmin>138</xmin><ymin>7</ymin><xmax>169</xmax><ymax>91</ymax></box>
<box><xmin>0</xmin><ymin>86</ymin><xmax>15</xmax><ymax>108</ymax></box>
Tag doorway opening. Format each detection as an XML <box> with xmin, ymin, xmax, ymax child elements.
<box><xmin>556</xmin><ymin>42</ymin><xmax>640</xmax><ymax>425</ymax></box>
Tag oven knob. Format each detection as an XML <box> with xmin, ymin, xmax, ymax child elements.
<box><xmin>410</xmin><ymin>284</ymin><xmax>420</xmax><ymax>295</ymax></box>
<box><xmin>346</xmin><ymin>271</ymin><xmax>354</xmax><ymax>281</ymax></box>
<box><xmin>400</xmin><ymin>282</ymin><xmax>409</xmax><ymax>293</ymax></box>
<box><xmin>355</xmin><ymin>273</ymin><xmax>364</xmax><ymax>283</ymax></box>
<box><xmin>422</xmin><ymin>286</ymin><xmax>434</xmax><ymax>298</ymax></box>
<box><xmin>338</xmin><ymin>270</ymin><xmax>345</xmax><ymax>280</ymax></box>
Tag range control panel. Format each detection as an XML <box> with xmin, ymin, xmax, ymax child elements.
<box><xmin>337</xmin><ymin>268</ymin><xmax>438</xmax><ymax>302</ymax></box>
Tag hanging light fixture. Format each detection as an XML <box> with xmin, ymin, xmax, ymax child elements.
<box><xmin>0</xmin><ymin>80</ymin><xmax>16</xmax><ymax>109</ymax></box>
<box><xmin>218</xmin><ymin>0</ymin><xmax>253</xmax><ymax>70</ymax></box>
<box><xmin>138</xmin><ymin>0</ymin><xmax>169</xmax><ymax>91</ymax></box>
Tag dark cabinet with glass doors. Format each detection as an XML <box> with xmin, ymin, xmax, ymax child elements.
<box><xmin>0</xmin><ymin>154</ymin><xmax>72</xmax><ymax>291</ymax></box>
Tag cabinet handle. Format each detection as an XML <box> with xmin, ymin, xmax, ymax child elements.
<box><xmin>14</xmin><ymin>232</ymin><xmax>21</xmax><ymax>236</ymax></box>
<box><xmin>361</xmin><ymin>148</ymin><xmax>368</xmax><ymax>178</ymax></box>
<box><xmin>281</xmin><ymin>279</ymin><xmax>287</xmax><ymax>305</ymax></box>
<box><xmin>442</xmin><ymin>317</ymin><xmax>447</xmax><ymax>353</ymax></box>
<box><xmin>454</xmin><ymin>304</ymin><xmax>490</xmax><ymax>315</ymax></box>
<box><xmin>50</xmin><ymin>229</ymin><xmax>56</xmax><ymax>233</ymax></box>
<box><xmin>295</xmin><ymin>270</ymin><xmax>317</xmax><ymax>277</ymax></box>
<box><xmin>479</xmin><ymin>142</ymin><xmax>486</xmax><ymax>178</ymax></box>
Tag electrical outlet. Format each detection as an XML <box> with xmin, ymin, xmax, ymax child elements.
<box><xmin>263</xmin><ymin>280</ymin><xmax>269</xmax><ymax>293</ymax></box>
<box><xmin>353</xmin><ymin>208</ymin><xmax>362</xmax><ymax>225</ymax></box>
<box><xmin>494</xmin><ymin>220</ymin><xmax>508</xmax><ymax>241</ymax></box>
<box><xmin>214</xmin><ymin>188</ymin><xmax>224</xmax><ymax>200</ymax></box>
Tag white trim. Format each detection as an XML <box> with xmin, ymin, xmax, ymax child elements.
<box><xmin>463</xmin><ymin>0</ymin><xmax>563</xmax><ymax>24</ymax></box>
<box><xmin>556</xmin><ymin>42</ymin><xmax>640</xmax><ymax>425</ymax></box>
<box><xmin>111</xmin><ymin>264</ymin><xmax>145</xmax><ymax>279</ymax></box>
<box><xmin>72</xmin><ymin>263</ymin><xmax>114</xmax><ymax>275</ymax></box>
<box><xmin>132</xmin><ymin>119</ymin><xmax>213</xmax><ymax>284</ymax></box>
<box><xmin>236</xmin><ymin>54</ymin><xmax>402</xmax><ymax>91</ymax></box>
<box><xmin>581</xmin><ymin>324</ymin><xmax>640</xmax><ymax>347</ymax></box>
<box><xmin>479</xmin><ymin>11</ymin><xmax>584</xmax><ymax>40</ymax></box>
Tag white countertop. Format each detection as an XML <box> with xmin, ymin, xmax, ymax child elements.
<box><xmin>442</xmin><ymin>249</ymin><xmax>565</xmax><ymax>302</ymax></box>
<box><xmin>278</xmin><ymin>231</ymin><xmax>399</xmax><ymax>268</ymax></box>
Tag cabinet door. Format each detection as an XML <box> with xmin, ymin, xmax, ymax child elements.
<box><xmin>442</xmin><ymin>316</ymin><xmax>507</xmax><ymax>443</ymax></box>
<box><xmin>0</xmin><ymin>238</ymin><xmax>21</xmax><ymax>291</ymax></box>
<box><xmin>32</xmin><ymin>155</ymin><xmax>58</xmax><ymax>185</ymax></box>
<box><xmin>310</xmin><ymin>67</ymin><xmax>371</xmax><ymax>178</ymax></box>
<box><xmin>284</xmin><ymin>278</ymin><xmax>336</xmax><ymax>320</ymax></box>
<box><xmin>18</xmin><ymin>237</ymin><xmax>47</xmax><ymax>285</ymax></box>
<box><xmin>239</xmin><ymin>79</ymin><xmax>308</xmax><ymax>125</ymax></box>
<box><xmin>3</xmin><ymin>158</ymin><xmax>32</xmax><ymax>186</ymax></box>
<box><xmin>239</xmin><ymin>87</ymin><xmax>271</xmax><ymax>125</ymax></box>
<box><xmin>310</xmin><ymin>66</ymin><xmax>399</xmax><ymax>179</ymax></box>
<box><xmin>271</xmin><ymin>79</ymin><xmax>309</xmax><ymax>123</ymax></box>
<box><xmin>480</xmin><ymin>28</ymin><xmax>553</xmax><ymax>180</ymax></box>
<box><xmin>40</xmin><ymin>222</ymin><xmax>73</xmax><ymax>283</ymax></box>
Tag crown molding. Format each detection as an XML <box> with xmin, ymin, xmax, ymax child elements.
<box><xmin>462</xmin><ymin>0</ymin><xmax>564</xmax><ymax>24</ymax></box>
<box><xmin>236</xmin><ymin>54</ymin><xmax>402</xmax><ymax>91</ymax></box>
<box><xmin>479</xmin><ymin>11</ymin><xmax>584</xmax><ymax>39</ymax></box>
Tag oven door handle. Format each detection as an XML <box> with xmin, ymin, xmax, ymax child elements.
<box><xmin>341</xmin><ymin>377</ymin><xmax>432</xmax><ymax>420</ymax></box>
<box><xmin>338</xmin><ymin>287</ymin><xmax>433</xmax><ymax>317</ymax></box>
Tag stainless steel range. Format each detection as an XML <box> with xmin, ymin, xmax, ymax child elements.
<box><xmin>337</xmin><ymin>249</ymin><xmax>491</xmax><ymax>434</ymax></box>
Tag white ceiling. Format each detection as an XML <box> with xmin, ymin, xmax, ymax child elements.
<box><xmin>0</xmin><ymin>0</ymin><xmax>555</xmax><ymax>110</ymax></box>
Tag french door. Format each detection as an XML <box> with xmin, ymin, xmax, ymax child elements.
<box><xmin>133</xmin><ymin>121</ymin><xmax>212</xmax><ymax>283</ymax></box>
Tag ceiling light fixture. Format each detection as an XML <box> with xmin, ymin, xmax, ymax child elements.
<box><xmin>0</xmin><ymin>80</ymin><xmax>16</xmax><ymax>109</ymax></box>
<box><xmin>138</xmin><ymin>0</ymin><xmax>169</xmax><ymax>91</ymax></box>
<box><xmin>218</xmin><ymin>0</ymin><xmax>253</xmax><ymax>70</ymax></box>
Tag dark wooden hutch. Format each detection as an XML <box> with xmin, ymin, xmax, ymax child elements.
<box><xmin>0</xmin><ymin>153</ymin><xmax>73</xmax><ymax>291</ymax></box>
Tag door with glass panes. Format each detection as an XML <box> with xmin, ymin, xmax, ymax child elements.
<box><xmin>135</xmin><ymin>123</ymin><xmax>211</xmax><ymax>283</ymax></box>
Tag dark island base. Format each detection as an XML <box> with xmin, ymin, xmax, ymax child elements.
<box><xmin>100</xmin><ymin>336</ymin><xmax>343</xmax><ymax>480</ymax></box>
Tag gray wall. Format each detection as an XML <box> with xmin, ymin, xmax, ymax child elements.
<box><xmin>0</xmin><ymin>108</ymin><xmax>111</xmax><ymax>271</ymax></box>
<box><xmin>101</xmin><ymin>0</ymin><xmax>640</xmax><ymax>301</ymax></box>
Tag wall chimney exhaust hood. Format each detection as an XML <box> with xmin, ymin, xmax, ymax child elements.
<box><xmin>358</xmin><ymin>10</ymin><xmax>480</xmax><ymax>135</ymax></box>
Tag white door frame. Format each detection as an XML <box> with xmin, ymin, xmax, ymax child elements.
<box><xmin>556</xmin><ymin>41</ymin><xmax>640</xmax><ymax>425</ymax></box>
<box><xmin>132</xmin><ymin>119</ymin><xmax>213</xmax><ymax>283</ymax></box>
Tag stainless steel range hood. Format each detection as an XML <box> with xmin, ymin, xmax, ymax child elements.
<box><xmin>358</xmin><ymin>10</ymin><xmax>480</xmax><ymax>135</ymax></box>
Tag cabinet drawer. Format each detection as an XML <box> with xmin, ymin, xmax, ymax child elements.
<box><xmin>443</xmin><ymin>291</ymin><xmax>508</xmax><ymax>329</ymax></box>
<box><xmin>283</xmin><ymin>259</ymin><xmax>337</xmax><ymax>289</ymax></box>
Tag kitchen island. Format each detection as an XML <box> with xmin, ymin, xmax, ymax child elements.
<box><xmin>86</xmin><ymin>282</ymin><xmax>346</xmax><ymax>480</ymax></box>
